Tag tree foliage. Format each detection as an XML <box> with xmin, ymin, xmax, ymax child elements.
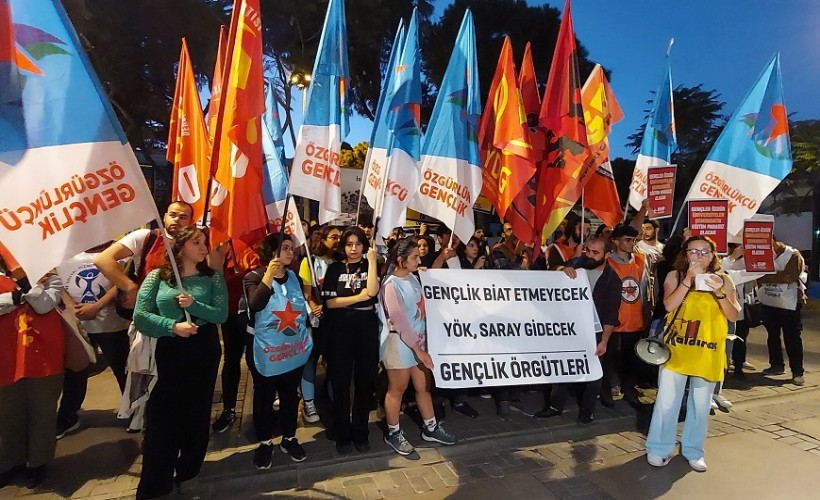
<box><xmin>340</xmin><ymin>141</ymin><xmax>369</xmax><ymax>170</ymax></box>
<box><xmin>766</xmin><ymin>119</ymin><xmax>820</xmax><ymax>214</ymax></box>
<box><xmin>626</xmin><ymin>84</ymin><xmax>727</xmax><ymax>203</ymax></box>
<box><xmin>62</xmin><ymin>0</ymin><xmax>227</xmax><ymax>162</ymax></box>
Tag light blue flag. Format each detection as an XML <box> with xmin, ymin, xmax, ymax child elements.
<box><xmin>371</xmin><ymin>20</ymin><xmax>406</xmax><ymax>151</ymax></box>
<box><xmin>411</xmin><ymin>9</ymin><xmax>481</xmax><ymax>244</ymax></box>
<box><xmin>376</xmin><ymin>9</ymin><xmax>422</xmax><ymax>238</ymax></box>
<box><xmin>386</xmin><ymin>9</ymin><xmax>421</xmax><ymax>160</ymax></box>
<box><xmin>262</xmin><ymin>82</ymin><xmax>288</xmax><ymax>207</ymax></box>
<box><xmin>302</xmin><ymin>0</ymin><xmax>349</xmax><ymax>134</ymax></box>
<box><xmin>289</xmin><ymin>0</ymin><xmax>350</xmax><ymax>223</ymax></box>
<box><xmin>361</xmin><ymin>20</ymin><xmax>405</xmax><ymax>210</ymax></box>
<box><xmin>686</xmin><ymin>54</ymin><xmax>792</xmax><ymax>235</ymax></box>
<box><xmin>264</xmin><ymin>78</ymin><xmax>286</xmax><ymax>168</ymax></box>
<box><xmin>0</xmin><ymin>0</ymin><xmax>157</xmax><ymax>280</ymax></box>
<box><xmin>629</xmin><ymin>58</ymin><xmax>677</xmax><ymax>210</ymax></box>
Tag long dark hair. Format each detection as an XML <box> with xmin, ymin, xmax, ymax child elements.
<box><xmin>386</xmin><ymin>236</ymin><xmax>418</xmax><ymax>275</ymax></box>
<box><xmin>256</xmin><ymin>233</ymin><xmax>292</xmax><ymax>266</ymax></box>
<box><xmin>159</xmin><ymin>227</ymin><xmax>213</xmax><ymax>284</ymax></box>
<box><xmin>673</xmin><ymin>235</ymin><xmax>722</xmax><ymax>274</ymax></box>
<box><xmin>311</xmin><ymin>225</ymin><xmax>340</xmax><ymax>258</ymax></box>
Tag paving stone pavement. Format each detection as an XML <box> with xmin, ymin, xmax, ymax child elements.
<box><xmin>2</xmin><ymin>305</ymin><xmax>819</xmax><ymax>499</ymax></box>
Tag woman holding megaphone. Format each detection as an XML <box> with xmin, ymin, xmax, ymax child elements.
<box><xmin>645</xmin><ymin>235</ymin><xmax>740</xmax><ymax>473</ymax></box>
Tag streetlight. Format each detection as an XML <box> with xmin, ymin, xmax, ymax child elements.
<box><xmin>289</xmin><ymin>71</ymin><xmax>311</xmax><ymax>112</ymax></box>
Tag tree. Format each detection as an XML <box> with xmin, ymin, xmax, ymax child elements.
<box><xmin>422</xmin><ymin>0</ymin><xmax>602</xmax><ymax>123</ymax></box>
<box><xmin>62</xmin><ymin>0</ymin><xmax>227</xmax><ymax>163</ymax></box>
<box><xmin>626</xmin><ymin>84</ymin><xmax>727</xmax><ymax>203</ymax></box>
<box><xmin>340</xmin><ymin>141</ymin><xmax>369</xmax><ymax>170</ymax></box>
<box><xmin>765</xmin><ymin>119</ymin><xmax>820</xmax><ymax>214</ymax></box>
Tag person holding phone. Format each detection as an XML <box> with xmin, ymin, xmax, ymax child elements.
<box><xmin>645</xmin><ymin>236</ymin><xmax>740</xmax><ymax>473</ymax></box>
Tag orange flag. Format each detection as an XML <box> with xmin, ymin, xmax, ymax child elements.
<box><xmin>207</xmin><ymin>25</ymin><xmax>227</xmax><ymax>173</ymax></box>
<box><xmin>534</xmin><ymin>0</ymin><xmax>590</xmax><ymax>243</ymax></box>
<box><xmin>478</xmin><ymin>37</ymin><xmax>535</xmax><ymax>219</ymax></box>
<box><xmin>505</xmin><ymin>41</ymin><xmax>542</xmax><ymax>245</ymax></box>
<box><xmin>581</xmin><ymin>65</ymin><xmax>624</xmax><ymax>228</ymax></box>
<box><xmin>209</xmin><ymin>0</ymin><xmax>267</xmax><ymax>243</ymax></box>
<box><xmin>167</xmin><ymin>39</ymin><xmax>211</xmax><ymax>224</ymax></box>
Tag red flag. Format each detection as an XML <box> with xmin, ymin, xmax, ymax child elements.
<box><xmin>167</xmin><ymin>39</ymin><xmax>210</xmax><ymax>224</ymax></box>
<box><xmin>506</xmin><ymin>41</ymin><xmax>542</xmax><ymax>245</ymax></box>
<box><xmin>519</xmin><ymin>42</ymin><xmax>540</xmax><ymax>117</ymax></box>
<box><xmin>584</xmin><ymin>161</ymin><xmax>623</xmax><ymax>227</ymax></box>
<box><xmin>534</xmin><ymin>0</ymin><xmax>590</xmax><ymax>243</ymax></box>
<box><xmin>207</xmin><ymin>25</ymin><xmax>227</xmax><ymax>173</ymax></box>
<box><xmin>209</xmin><ymin>0</ymin><xmax>267</xmax><ymax>243</ymax></box>
<box><xmin>478</xmin><ymin>37</ymin><xmax>535</xmax><ymax>219</ymax></box>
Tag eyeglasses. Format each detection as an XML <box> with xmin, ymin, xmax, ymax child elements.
<box><xmin>686</xmin><ymin>248</ymin><xmax>712</xmax><ymax>257</ymax></box>
<box><xmin>326</xmin><ymin>235</ymin><xmax>340</xmax><ymax>241</ymax></box>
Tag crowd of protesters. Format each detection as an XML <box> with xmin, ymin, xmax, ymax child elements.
<box><xmin>0</xmin><ymin>198</ymin><xmax>810</xmax><ymax>495</ymax></box>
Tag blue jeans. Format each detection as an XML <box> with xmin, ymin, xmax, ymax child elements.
<box><xmin>646</xmin><ymin>367</ymin><xmax>715</xmax><ymax>460</ymax></box>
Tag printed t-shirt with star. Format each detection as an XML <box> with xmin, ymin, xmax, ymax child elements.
<box><xmin>320</xmin><ymin>260</ymin><xmax>377</xmax><ymax>309</ymax></box>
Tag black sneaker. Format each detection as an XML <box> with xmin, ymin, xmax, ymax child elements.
<box><xmin>280</xmin><ymin>437</ymin><xmax>307</xmax><ymax>462</ymax></box>
<box><xmin>578</xmin><ymin>409</ymin><xmax>594</xmax><ymax>425</ymax></box>
<box><xmin>354</xmin><ymin>440</ymin><xmax>370</xmax><ymax>452</ymax></box>
<box><xmin>534</xmin><ymin>407</ymin><xmax>562</xmax><ymax>419</ymax></box>
<box><xmin>0</xmin><ymin>466</ymin><xmax>22</xmax><ymax>489</ymax></box>
<box><xmin>56</xmin><ymin>415</ymin><xmax>80</xmax><ymax>440</ymax></box>
<box><xmin>253</xmin><ymin>443</ymin><xmax>274</xmax><ymax>470</ymax></box>
<box><xmin>212</xmin><ymin>409</ymin><xmax>236</xmax><ymax>433</ymax></box>
<box><xmin>336</xmin><ymin>441</ymin><xmax>354</xmax><ymax>455</ymax></box>
<box><xmin>762</xmin><ymin>366</ymin><xmax>786</xmax><ymax>376</ymax></box>
<box><xmin>452</xmin><ymin>401</ymin><xmax>479</xmax><ymax>419</ymax></box>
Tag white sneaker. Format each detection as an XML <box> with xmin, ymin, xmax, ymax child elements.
<box><xmin>647</xmin><ymin>453</ymin><xmax>670</xmax><ymax>467</ymax></box>
<box><xmin>710</xmin><ymin>399</ymin><xmax>719</xmax><ymax>411</ymax></box>
<box><xmin>713</xmin><ymin>394</ymin><xmax>733</xmax><ymax>410</ymax></box>
<box><xmin>303</xmin><ymin>400</ymin><xmax>320</xmax><ymax>424</ymax></box>
<box><xmin>688</xmin><ymin>457</ymin><xmax>708</xmax><ymax>472</ymax></box>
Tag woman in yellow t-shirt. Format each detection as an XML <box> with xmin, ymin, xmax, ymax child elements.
<box><xmin>645</xmin><ymin>236</ymin><xmax>740</xmax><ymax>473</ymax></box>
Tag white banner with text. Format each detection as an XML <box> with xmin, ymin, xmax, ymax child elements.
<box><xmin>418</xmin><ymin>269</ymin><xmax>603</xmax><ymax>389</ymax></box>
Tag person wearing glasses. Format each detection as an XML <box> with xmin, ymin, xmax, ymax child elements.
<box><xmin>298</xmin><ymin>225</ymin><xmax>342</xmax><ymax>425</ymax></box>
<box><xmin>645</xmin><ymin>236</ymin><xmax>739</xmax><ymax>472</ymax></box>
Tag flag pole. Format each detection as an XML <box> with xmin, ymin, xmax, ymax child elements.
<box><xmin>669</xmin><ymin>200</ymin><xmax>687</xmax><ymax>237</ymax></box>
<box><xmin>581</xmin><ymin>189</ymin><xmax>585</xmax><ymax>246</ymax></box>
<box><xmin>154</xmin><ymin>217</ymin><xmax>192</xmax><ymax>323</ymax></box>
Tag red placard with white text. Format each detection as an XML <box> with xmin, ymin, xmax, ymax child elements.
<box><xmin>742</xmin><ymin>216</ymin><xmax>775</xmax><ymax>273</ymax></box>
<box><xmin>647</xmin><ymin>165</ymin><xmax>677</xmax><ymax>219</ymax></box>
<box><xmin>688</xmin><ymin>199</ymin><xmax>729</xmax><ymax>254</ymax></box>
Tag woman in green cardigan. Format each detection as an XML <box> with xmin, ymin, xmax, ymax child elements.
<box><xmin>133</xmin><ymin>227</ymin><xmax>228</xmax><ymax>499</ymax></box>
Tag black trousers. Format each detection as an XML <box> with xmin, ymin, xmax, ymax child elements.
<box><xmin>326</xmin><ymin>309</ymin><xmax>379</xmax><ymax>445</ymax></box>
<box><xmin>58</xmin><ymin>329</ymin><xmax>130</xmax><ymax>422</ymax></box>
<box><xmin>246</xmin><ymin>339</ymin><xmax>303</xmax><ymax>441</ymax></box>
<box><xmin>763</xmin><ymin>305</ymin><xmax>804</xmax><ymax>376</ymax></box>
<box><xmin>600</xmin><ymin>332</ymin><xmax>642</xmax><ymax>397</ymax></box>
<box><xmin>136</xmin><ymin>324</ymin><xmax>221</xmax><ymax>500</ymax></box>
<box><xmin>731</xmin><ymin>319</ymin><xmax>751</xmax><ymax>368</ymax></box>
<box><xmin>219</xmin><ymin>313</ymin><xmax>248</xmax><ymax>411</ymax></box>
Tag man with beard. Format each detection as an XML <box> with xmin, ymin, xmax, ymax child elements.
<box><xmin>534</xmin><ymin>236</ymin><xmax>621</xmax><ymax>423</ymax></box>
<box><xmin>546</xmin><ymin>218</ymin><xmax>590</xmax><ymax>270</ymax></box>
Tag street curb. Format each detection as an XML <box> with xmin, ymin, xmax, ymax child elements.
<box><xmin>199</xmin><ymin>383</ymin><xmax>820</xmax><ymax>493</ymax></box>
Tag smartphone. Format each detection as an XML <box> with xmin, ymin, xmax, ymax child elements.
<box><xmin>694</xmin><ymin>274</ymin><xmax>712</xmax><ymax>292</ymax></box>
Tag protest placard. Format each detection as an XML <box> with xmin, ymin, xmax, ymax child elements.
<box><xmin>647</xmin><ymin>165</ymin><xmax>677</xmax><ymax>218</ymax></box>
<box><xmin>418</xmin><ymin>269</ymin><xmax>602</xmax><ymax>389</ymax></box>
<box><xmin>743</xmin><ymin>215</ymin><xmax>775</xmax><ymax>273</ymax></box>
<box><xmin>688</xmin><ymin>199</ymin><xmax>729</xmax><ymax>253</ymax></box>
